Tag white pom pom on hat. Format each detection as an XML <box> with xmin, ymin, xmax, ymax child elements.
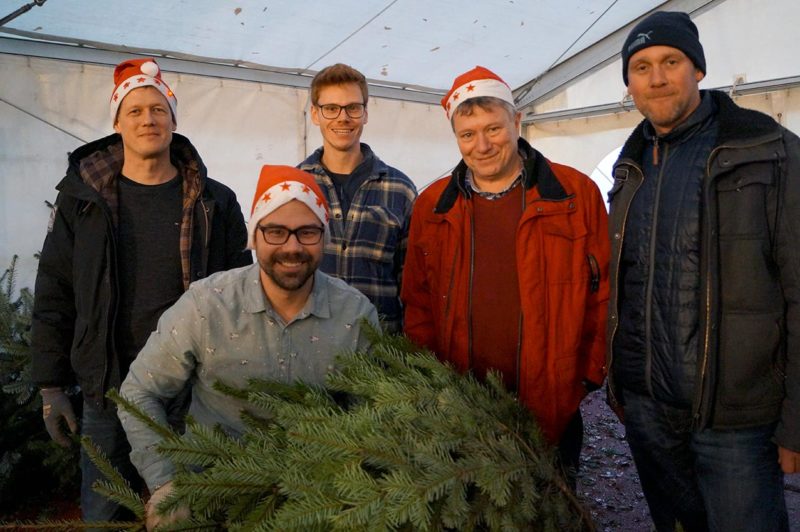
<box><xmin>109</xmin><ymin>58</ymin><xmax>178</xmax><ymax>124</ymax></box>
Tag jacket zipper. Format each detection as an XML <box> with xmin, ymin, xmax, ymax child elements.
<box><xmin>201</xmin><ymin>198</ymin><xmax>210</xmax><ymax>247</ymax></box>
<box><xmin>607</xmin><ymin>161</ymin><xmax>645</xmax><ymax>407</ymax></box>
<box><xmin>515</xmin><ymin>188</ymin><xmax>526</xmax><ymax>392</ymax></box>
<box><xmin>653</xmin><ymin>136</ymin><xmax>660</xmax><ymax>166</ymax></box>
<box><xmin>105</xmin><ymin>203</ymin><xmax>119</xmax><ymax>406</ymax></box>
<box><xmin>467</xmin><ymin>207</ymin><xmax>475</xmax><ymax>367</ymax></box>
<box><xmin>587</xmin><ymin>254</ymin><xmax>600</xmax><ymax>293</ymax></box>
<box><xmin>441</xmin><ymin>225</ymin><xmax>461</xmax><ymax>353</ymax></box>
<box><xmin>693</xmin><ymin>137</ymin><xmax>779</xmax><ymax>423</ymax></box>
<box><xmin>643</xmin><ymin>142</ymin><xmax>670</xmax><ymax>397</ymax></box>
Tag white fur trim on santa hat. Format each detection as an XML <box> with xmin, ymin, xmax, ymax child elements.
<box><xmin>109</xmin><ymin>61</ymin><xmax>178</xmax><ymax>123</ymax></box>
<box><xmin>246</xmin><ymin>181</ymin><xmax>330</xmax><ymax>250</ymax></box>
<box><xmin>444</xmin><ymin>78</ymin><xmax>514</xmax><ymax>120</ymax></box>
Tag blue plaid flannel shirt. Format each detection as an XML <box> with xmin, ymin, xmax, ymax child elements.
<box><xmin>299</xmin><ymin>144</ymin><xmax>417</xmax><ymax>333</ymax></box>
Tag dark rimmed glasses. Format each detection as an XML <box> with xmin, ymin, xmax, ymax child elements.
<box><xmin>258</xmin><ymin>225</ymin><xmax>324</xmax><ymax>245</ymax></box>
<box><xmin>316</xmin><ymin>102</ymin><xmax>366</xmax><ymax>119</ymax></box>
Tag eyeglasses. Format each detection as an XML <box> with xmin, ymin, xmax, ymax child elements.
<box><xmin>258</xmin><ymin>225</ymin><xmax>324</xmax><ymax>245</ymax></box>
<box><xmin>316</xmin><ymin>102</ymin><xmax>366</xmax><ymax>119</ymax></box>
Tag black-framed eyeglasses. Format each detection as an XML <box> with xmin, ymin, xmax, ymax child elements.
<box><xmin>258</xmin><ymin>225</ymin><xmax>324</xmax><ymax>245</ymax></box>
<box><xmin>316</xmin><ymin>102</ymin><xmax>366</xmax><ymax>119</ymax></box>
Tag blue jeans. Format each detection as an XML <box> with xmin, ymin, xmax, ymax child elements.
<box><xmin>80</xmin><ymin>401</ymin><xmax>142</xmax><ymax>522</ymax></box>
<box><xmin>622</xmin><ymin>390</ymin><xmax>788</xmax><ymax>532</ymax></box>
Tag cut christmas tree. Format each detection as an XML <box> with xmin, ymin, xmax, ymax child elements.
<box><xmin>99</xmin><ymin>329</ymin><xmax>593</xmax><ymax>531</ymax></box>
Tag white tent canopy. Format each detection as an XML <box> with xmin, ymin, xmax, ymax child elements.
<box><xmin>2</xmin><ymin>0</ymin><xmax>799</xmax><ymax>292</ymax></box>
<box><xmin>1</xmin><ymin>0</ymin><xmax>668</xmax><ymax>100</ymax></box>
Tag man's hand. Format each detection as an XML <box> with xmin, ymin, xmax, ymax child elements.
<box><xmin>778</xmin><ymin>446</ymin><xmax>800</xmax><ymax>474</ymax></box>
<box><xmin>146</xmin><ymin>481</ymin><xmax>190</xmax><ymax>531</ymax></box>
<box><xmin>40</xmin><ymin>387</ymin><xmax>77</xmax><ymax>447</ymax></box>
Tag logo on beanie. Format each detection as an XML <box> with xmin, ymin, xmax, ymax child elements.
<box><xmin>628</xmin><ymin>31</ymin><xmax>653</xmax><ymax>52</ymax></box>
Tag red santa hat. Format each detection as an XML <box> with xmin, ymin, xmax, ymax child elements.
<box><xmin>247</xmin><ymin>165</ymin><xmax>330</xmax><ymax>250</ymax></box>
<box><xmin>441</xmin><ymin>66</ymin><xmax>514</xmax><ymax>120</ymax></box>
<box><xmin>110</xmin><ymin>58</ymin><xmax>177</xmax><ymax>124</ymax></box>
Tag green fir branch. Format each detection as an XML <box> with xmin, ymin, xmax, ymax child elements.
<box><xmin>80</xmin><ymin>436</ymin><xmax>146</xmax><ymax>518</ymax></box>
<box><xmin>108</xmin><ymin>388</ymin><xmax>178</xmax><ymax>442</ymax></box>
<box><xmin>78</xmin><ymin>331</ymin><xmax>594</xmax><ymax>531</ymax></box>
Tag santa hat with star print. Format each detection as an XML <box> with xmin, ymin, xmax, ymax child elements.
<box><xmin>246</xmin><ymin>165</ymin><xmax>331</xmax><ymax>250</ymax></box>
<box><xmin>441</xmin><ymin>66</ymin><xmax>515</xmax><ymax>120</ymax></box>
<box><xmin>110</xmin><ymin>58</ymin><xmax>178</xmax><ymax>124</ymax></box>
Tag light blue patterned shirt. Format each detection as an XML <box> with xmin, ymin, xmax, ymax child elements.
<box><xmin>119</xmin><ymin>263</ymin><xmax>379</xmax><ymax>490</ymax></box>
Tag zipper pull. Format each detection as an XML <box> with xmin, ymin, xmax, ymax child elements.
<box><xmin>652</xmin><ymin>136</ymin><xmax>660</xmax><ymax>166</ymax></box>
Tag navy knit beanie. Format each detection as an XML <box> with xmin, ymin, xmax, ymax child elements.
<box><xmin>621</xmin><ymin>11</ymin><xmax>706</xmax><ymax>86</ymax></box>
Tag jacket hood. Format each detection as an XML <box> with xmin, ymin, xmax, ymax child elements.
<box><xmin>434</xmin><ymin>137</ymin><xmax>568</xmax><ymax>213</ymax></box>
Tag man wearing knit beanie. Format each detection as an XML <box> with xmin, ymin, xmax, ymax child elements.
<box><xmin>30</xmin><ymin>58</ymin><xmax>252</xmax><ymax>522</ymax></box>
<box><xmin>119</xmin><ymin>165</ymin><xmax>378</xmax><ymax>529</ymax></box>
<box><xmin>607</xmin><ymin>10</ymin><xmax>799</xmax><ymax>532</ymax></box>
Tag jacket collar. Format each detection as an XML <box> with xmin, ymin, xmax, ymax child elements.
<box><xmin>301</xmin><ymin>142</ymin><xmax>388</xmax><ymax>180</ymax></box>
<box><xmin>61</xmin><ymin>133</ymin><xmax>207</xmax><ymax>199</ymax></box>
<box><xmin>434</xmin><ymin>137</ymin><xmax>568</xmax><ymax>213</ymax></box>
<box><xmin>618</xmin><ymin>90</ymin><xmax>782</xmax><ymax>163</ymax></box>
<box><xmin>60</xmin><ymin>133</ymin><xmax>207</xmax><ymax>231</ymax></box>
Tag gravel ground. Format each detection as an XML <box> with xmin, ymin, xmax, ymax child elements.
<box><xmin>577</xmin><ymin>391</ymin><xmax>800</xmax><ymax>531</ymax></box>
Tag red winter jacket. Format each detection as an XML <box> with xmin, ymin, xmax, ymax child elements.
<box><xmin>402</xmin><ymin>139</ymin><xmax>609</xmax><ymax>443</ymax></box>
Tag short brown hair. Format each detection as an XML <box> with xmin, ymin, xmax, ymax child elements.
<box><xmin>310</xmin><ymin>63</ymin><xmax>369</xmax><ymax>106</ymax></box>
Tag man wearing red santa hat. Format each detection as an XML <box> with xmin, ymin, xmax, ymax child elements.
<box><xmin>402</xmin><ymin>66</ymin><xmax>610</xmax><ymax>487</ymax></box>
<box><xmin>30</xmin><ymin>58</ymin><xmax>251</xmax><ymax>521</ymax></box>
<box><xmin>119</xmin><ymin>165</ymin><xmax>378</xmax><ymax>529</ymax></box>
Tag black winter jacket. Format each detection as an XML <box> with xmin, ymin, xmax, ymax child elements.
<box><xmin>31</xmin><ymin>133</ymin><xmax>252</xmax><ymax>407</ymax></box>
<box><xmin>612</xmin><ymin>93</ymin><xmax>716</xmax><ymax>406</ymax></box>
<box><xmin>607</xmin><ymin>91</ymin><xmax>800</xmax><ymax>452</ymax></box>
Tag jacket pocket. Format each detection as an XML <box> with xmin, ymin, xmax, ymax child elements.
<box><xmin>716</xmin><ymin>165</ymin><xmax>773</xmax><ymax>237</ymax></box>
<box><xmin>719</xmin><ymin>313</ymin><xmax>784</xmax><ymax>409</ymax></box>
<box><xmin>542</xmin><ymin>222</ymin><xmax>588</xmax><ymax>284</ymax></box>
<box><xmin>71</xmin><ymin>321</ymin><xmax>89</xmax><ymax>351</ymax></box>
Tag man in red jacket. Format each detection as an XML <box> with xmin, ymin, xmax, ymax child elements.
<box><xmin>401</xmin><ymin>66</ymin><xmax>609</xmax><ymax>485</ymax></box>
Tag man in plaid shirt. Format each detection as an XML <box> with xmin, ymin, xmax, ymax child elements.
<box><xmin>299</xmin><ymin>63</ymin><xmax>417</xmax><ymax>333</ymax></box>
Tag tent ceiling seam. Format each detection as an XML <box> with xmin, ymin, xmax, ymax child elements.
<box><xmin>0</xmin><ymin>96</ymin><xmax>88</xmax><ymax>143</ymax></box>
<box><xmin>302</xmin><ymin>0</ymin><xmax>400</xmax><ymax>73</ymax></box>
<box><xmin>546</xmin><ymin>0</ymin><xmax>619</xmax><ymax>73</ymax></box>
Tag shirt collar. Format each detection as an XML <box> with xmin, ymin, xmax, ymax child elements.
<box><xmin>243</xmin><ymin>265</ymin><xmax>331</xmax><ymax>321</ymax></box>
<box><xmin>464</xmin><ymin>149</ymin><xmax>526</xmax><ymax>199</ymax></box>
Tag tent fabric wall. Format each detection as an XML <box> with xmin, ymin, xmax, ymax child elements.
<box><xmin>524</xmin><ymin>0</ymin><xmax>800</xmax><ymax>179</ymax></box>
<box><xmin>0</xmin><ymin>53</ymin><xmax>459</xmax><ymax>291</ymax></box>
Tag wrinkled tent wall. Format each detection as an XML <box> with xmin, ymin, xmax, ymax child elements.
<box><xmin>0</xmin><ymin>53</ymin><xmax>458</xmax><ymax>291</ymax></box>
<box><xmin>523</xmin><ymin>0</ymin><xmax>800</xmax><ymax>182</ymax></box>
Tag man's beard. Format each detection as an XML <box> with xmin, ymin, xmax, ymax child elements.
<box><xmin>260</xmin><ymin>250</ymin><xmax>317</xmax><ymax>291</ymax></box>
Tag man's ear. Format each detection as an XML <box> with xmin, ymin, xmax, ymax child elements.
<box><xmin>695</xmin><ymin>69</ymin><xmax>705</xmax><ymax>83</ymax></box>
<box><xmin>310</xmin><ymin>104</ymin><xmax>320</xmax><ymax>126</ymax></box>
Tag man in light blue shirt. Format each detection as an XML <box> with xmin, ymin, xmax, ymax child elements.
<box><xmin>119</xmin><ymin>165</ymin><xmax>379</xmax><ymax>529</ymax></box>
